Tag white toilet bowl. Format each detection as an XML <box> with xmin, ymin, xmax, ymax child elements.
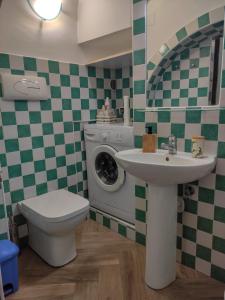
<box><xmin>18</xmin><ymin>189</ymin><xmax>89</xmax><ymax>267</ymax></box>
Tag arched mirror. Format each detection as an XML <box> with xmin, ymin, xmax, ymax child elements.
<box><xmin>146</xmin><ymin>6</ymin><xmax>225</xmax><ymax>108</ymax></box>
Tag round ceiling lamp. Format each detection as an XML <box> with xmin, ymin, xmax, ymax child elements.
<box><xmin>28</xmin><ymin>0</ymin><xmax>62</xmax><ymax>21</ymax></box>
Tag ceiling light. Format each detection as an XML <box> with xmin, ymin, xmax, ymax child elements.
<box><xmin>28</xmin><ymin>0</ymin><xmax>62</xmax><ymax>21</ymax></box>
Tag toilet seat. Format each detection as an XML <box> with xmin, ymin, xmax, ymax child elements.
<box><xmin>20</xmin><ymin>189</ymin><xmax>89</xmax><ymax>223</ymax></box>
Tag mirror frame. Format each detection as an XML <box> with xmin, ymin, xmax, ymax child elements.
<box><xmin>146</xmin><ymin>6</ymin><xmax>225</xmax><ymax>109</ymax></box>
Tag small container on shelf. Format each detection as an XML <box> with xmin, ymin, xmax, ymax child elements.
<box><xmin>192</xmin><ymin>136</ymin><xmax>205</xmax><ymax>158</ymax></box>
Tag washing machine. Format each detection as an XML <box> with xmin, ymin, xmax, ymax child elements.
<box><xmin>84</xmin><ymin>123</ymin><xmax>135</xmax><ymax>224</ymax></box>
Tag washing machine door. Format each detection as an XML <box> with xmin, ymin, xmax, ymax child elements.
<box><xmin>91</xmin><ymin>145</ymin><xmax>125</xmax><ymax>192</ymax></box>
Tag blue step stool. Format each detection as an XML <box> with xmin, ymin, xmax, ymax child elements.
<box><xmin>0</xmin><ymin>240</ymin><xmax>19</xmax><ymax>296</ymax></box>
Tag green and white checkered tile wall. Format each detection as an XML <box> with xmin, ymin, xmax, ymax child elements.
<box><xmin>0</xmin><ymin>53</ymin><xmax>132</xmax><ymax>241</ymax></box>
<box><xmin>150</xmin><ymin>41</ymin><xmax>212</xmax><ymax>107</ymax></box>
<box><xmin>132</xmin><ymin>0</ymin><xmax>225</xmax><ymax>283</ymax></box>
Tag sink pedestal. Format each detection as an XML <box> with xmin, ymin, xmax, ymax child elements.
<box><xmin>145</xmin><ymin>184</ymin><xmax>177</xmax><ymax>289</ymax></box>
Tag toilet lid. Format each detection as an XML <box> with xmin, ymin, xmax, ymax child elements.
<box><xmin>20</xmin><ymin>189</ymin><xmax>89</xmax><ymax>223</ymax></box>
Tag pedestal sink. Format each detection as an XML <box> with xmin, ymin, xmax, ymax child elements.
<box><xmin>115</xmin><ymin>149</ymin><xmax>216</xmax><ymax>289</ymax></box>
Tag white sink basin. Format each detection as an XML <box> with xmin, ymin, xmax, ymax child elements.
<box><xmin>115</xmin><ymin>149</ymin><xmax>216</xmax><ymax>185</ymax></box>
<box><xmin>115</xmin><ymin>148</ymin><xmax>216</xmax><ymax>290</ymax></box>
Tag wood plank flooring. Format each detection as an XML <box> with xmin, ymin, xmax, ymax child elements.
<box><xmin>8</xmin><ymin>219</ymin><xmax>225</xmax><ymax>300</ymax></box>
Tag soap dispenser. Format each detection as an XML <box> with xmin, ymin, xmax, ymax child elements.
<box><xmin>143</xmin><ymin>125</ymin><xmax>157</xmax><ymax>153</ymax></box>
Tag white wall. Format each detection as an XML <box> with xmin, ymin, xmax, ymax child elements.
<box><xmin>147</xmin><ymin>0</ymin><xmax>225</xmax><ymax>60</ymax></box>
<box><xmin>77</xmin><ymin>0</ymin><xmax>132</xmax><ymax>43</ymax></box>
<box><xmin>0</xmin><ymin>0</ymin><xmax>87</xmax><ymax>64</ymax></box>
<box><xmin>0</xmin><ymin>0</ymin><xmax>132</xmax><ymax>64</ymax></box>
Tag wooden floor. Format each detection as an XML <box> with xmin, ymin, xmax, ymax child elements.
<box><xmin>8</xmin><ymin>219</ymin><xmax>224</xmax><ymax>300</ymax></box>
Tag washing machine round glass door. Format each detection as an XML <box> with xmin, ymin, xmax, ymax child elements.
<box><xmin>91</xmin><ymin>145</ymin><xmax>125</xmax><ymax>192</ymax></box>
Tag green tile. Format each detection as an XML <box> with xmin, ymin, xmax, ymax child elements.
<box><xmin>56</xmin><ymin>156</ymin><xmax>66</xmax><ymax>168</ymax></box>
<box><xmin>87</xmin><ymin>66</ymin><xmax>96</xmax><ymax>77</ymax></box>
<box><xmin>69</xmin><ymin>64</ymin><xmax>79</xmax><ymax>75</ymax></box>
<box><xmin>176</xmin><ymin>27</ymin><xmax>187</xmax><ymax>41</ymax></box>
<box><xmin>89</xmin><ymin>88</ymin><xmax>97</xmax><ymax>99</ymax></box>
<box><xmin>123</xmin><ymin>78</ymin><xmax>129</xmax><ymax>89</ymax></box>
<box><xmin>96</xmin><ymin>78</ymin><xmax>104</xmax><ymax>89</ymax></box>
<box><xmin>163</xmin><ymin>90</ymin><xmax>171</xmax><ymax>98</ymax></box>
<box><xmin>5</xmin><ymin>139</ymin><xmax>19</xmax><ymax>153</ymax></box>
<box><xmin>66</xmin><ymin>143</ymin><xmax>75</xmax><ymax>155</ymax></box>
<box><xmin>40</xmin><ymin>99</ymin><xmax>51</xmax><ymax>111</ymax></box>
<box><xmin>214</xmin><ymin>206</ymin><xmax>225</xmax><ymax>224</ymax></box>
<box><xmin>180</xmin><ymin>70</ymin><xmax>189</xmax><ymax>79</ymax></box>
<box><xmin>80</xmin><ymin>77</ymin><xmax>88</xmax><ymax>88</ymax></box>
<box><xmin>201</xmin><ymin>124</ymin><xmax>218</xmax><ymax>140</ymax></box>
<box><xmin>196</xmin><ymin>244</ymin><xmax>211</xmax><ymax>262</ymax></box>
<box><xmin>199</xmin><ymin>67</ymin><xmax>209</xmax><ymax>77</ymax></box>
<box><xmin>118</xmin><ymin>224</ymin><xmax>127</xmax><ymax>237</ymax></box>
<box><xmin>34</xmin><ymin>160</ymin><xmax>46</xmax><ymax>172</ymax></box>
<box><xmin>90</xmin><ymin>210</ymin><xmax>96</xmax><ymax>221</ymax></box>
<box><xmin>134</xmin><ymin>80</ymin><xmax>145</xmax><ymax>94</ymax></box>
<box><xmin>52</xmin><ymin>111</ymin><xmax>63</xmax><ymax>122</ymax></box>
<box><xmin>172</xmin><ymin>80</ymin><xmax>180</xmax><ymax>89</ymax></box>
<box><xmin>8</xmin><ymin>164</ymin><xmax>22</xmax><ymax>178</ymax></box>
<box><xmin>29</xmin><ymin>111</ymin><xmax>41</xmax><ymax>124</ymax></box>
<box><xmin>171</xmin><ymin>98</ymin><xmax>179</xmax><ymax>106</ymax></box>
<box><xmin>213</xmin><ymin>236</ymin><xmax>225</xmax><ymax>254</ymax></box>
<box><xmin>135</xmin><ymin>185</ymin><xmax>146</xmax><ymax>198</ymax></box>
<box><xmin>181</xmin><ymin>252</ymin><xmax>195</xmax><ymax>269</ymax></box>
<box><xmin>54</xmin><ymin>133</ymin><xmax>65</xmax><ymax>145</ymax></box>
<box><xmin>185</xmin><ymin>139</ymin><xmax>192</xmax><ymax>152</ymax></box>
<box><xmin>136</xmin><ymin>232</ymin><xmax>146</xmax><ymax>246</ymax></box>
<box><xmin>163</xmin><ymin>71</ymin><xmax>171</xmax><ymax>81</ymax></box>
<box><xmin>23</xmin><ymin>174</ymin><xmax>35</xmax><ymax>187</ymax></box>
<box><xmin>115</xmin><ymin>69</ymin><xmax>122</xmax><ymax>79</ymax></box>
<box><xmin>211</xmin><ymin>265</ymin><xmax>225</xmax><ymax>283</ymax></box>
<box><xmin>15</xmin><ymin>101</ymin><xmax>28</xmax><ymax>111</ymax></box>
<box><xmin>198</xmin><ymin>187</ymin><xmax>214</xmax><ymax>204</ymax></box>
<box><xmin>32</xmin><ymin>136</ymin><xmax>44</xmax><ymax>149</ymax></box>
<box><xmin>158</xmin><ymin>111</ymin><xmax>170</xmax><ymax>123</ymax></box>
<box><xmin>186</xmin><ymin>110</ymin><xmax>201</xmax><ymax>123</ymax></box>
<box><xmin>134</xmin><ymin>49</ymin><xmax>145</xmax><ymax>65</ymax></box>
<box><xmin>180</xmin><ymin>49</ymin><xmax>190</xmax><ymax>60</ymax></box>
<box><xmin>198</xmin><ymin>87</ymin><xmax>208</xmax><ymax>97</ymax></box>
<box><xmin>60</xmin><ymin>75</ymin><xmax>70</xmax><ymax>87</ymax></box>
<box><xmin>11</xmin><ymin>189</ymin><xmax>24</xmax><ymax>203</ymax></box>
<box><xmin>198</xmin><ymin>13</ymin><xmax>210</xmax><ymax>28</ymax></box>
<box><xmin>217</xmin><ymin>142</ymin><xmax>225</xmax><ymax>158</ymax></box>
<box><xmin>190</xmin><ymin>58</ymin><xmax>199</xmax><ymax>69</ymax></box>
<box><xmin>200</xmin><ymin>46</ymin><xmax>210</xmax><ymax>57</ymax></box>
<box><xmin>147</xmin><ymin>61</ymin><xmax>155</xmax><ymax>70</ymax></box>
<box><xmin>36</xmin><ymin>183</ymin><xmax>48</xmax><ymax>195</ymax></box>
<box><xmin>42</xmin><ymin>123</ymin><xmax>53</xmax><ymax>135</ymax></box>
<box><xmin>171</xmin><ymin>123</ymin><xmax>185</xmax><ymax>138</ymax></box>
<box><xmin>64</xmin><ymin>121</ymin><xmax>73</xmax><ymax>133</ymax></box>
<box><xmin>172</xmin><ymin>61</ymin><xmax>180</xmax><ymax>71</ymax></box>
<box><xmin>183</xmin><ymin>225</ymin><xmax>196</xmax><ymax>242</ymax></box>
<box><xmin>1</xmin><ymin>112</ymin><xmax>16</xmax><ymax>125</ymax></box>
<box><xmin>45</xmin><ymin>146</ymin><xmax>56</xmax><ymax>158</ymax></box>
<box><xmin>134</xmin><ymin>135</ymin><xmax>142</xmax><ymax>148</ymax></box>
<box><xmin>133</xmin><ymin>17</ymin><xmax>145</xmax><ymax>35</ymax></box>
<box><xmin>134</xmin><ymin>110</ymin><xmax>145</xmax><ymax>122</ymax></box>
<box><xmin>58</xmin><ymin>177</ymin><xmax>68</xmax><ymax>189</ymax></box>
<box><xmin>23</xmin><ymin>57</ymin><xmax>37</xmax><ymax>71</ymax></box>
<box><xmin>0</xmin><ymin>53</ymin><xmax>10</xmax><ymax>68</ymax></box>
<box><xmin>48</xmin><ymin>60</ymin><xmax>59</xmax><ymax>73</ymax></box>
<box><xmin>135</xmin><ymin>209</ymin><xmax>146</xmax><ymax>222</ymax></box>
<box><xmin>47</xmin><ymin>169</ymin><xmax>57</xmax><ymax>181</ymax></box>
<box><xmin>18</xmin><ymin>125</ymin><xmax>31</xmax><ymax>137</ymax></box>
<box><xmin>216</xmin><ymin>175</ymin><xmax>225</xmax><ymax>192</ymax></box>
<box><xmin>221</xmin><ymin>70</ymin><xmax>225</xmax><ymax>88</ymax></box>
<box><xmin>20</xmin><ymin>150</ymin><xmax>33</xmax><ymax>163</ymax></box>
<box><xmin>189</xmin><ymin>78</ymin><xmax>198</xmax><ymax>88</ymax></box>
<box><xmin>184</xmin><ymin>198</ymin><xmax>197</xmax><ymax>214</ymax></box>
<box><xmin>38</xmin><ymin>72</ymin><xmax>49</xmax><ymax>85</ymax></box>
<box><xmin>103</xmin><ymin>216</ymin><xmax>111</xmax><ymax>228</ymax></box>
<box><xmin>219</xmin><ymin>109</ymin><xmax>225</xmax><ymax>123</ymax></box>
<box><xmin>62</xmin><ymin>99</ymin><xmax>72</xmax><ymax>110</ymax></box>
<box><xmin>50</xmin><ymin>86</ymin><xmax>61</xmax><ymax>98</ymax></box>
<box><xmin>197</xmin><ymin>216</ymin><xmax>213</xmax><ymax>234</ymax></box>
<box><xmin>180</xmin><ymin>89</ymin><xmax>188</xmax><ymax>98</ymax></box>
<box><xmin>103</xmin><ymin>68</ymin><xmax>111</xmax><ymax>79</ymax></box>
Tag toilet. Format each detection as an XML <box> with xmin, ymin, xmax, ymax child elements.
<box><xmin>18</xmin><ymin>189</ymin><xmax>89</xmax><ymax>267</ymax></box>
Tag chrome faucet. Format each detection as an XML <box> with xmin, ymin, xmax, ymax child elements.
<box><xmin>161</xmin><ymin>135</ymin><xmax>177</xmax><ymax>155</ymax></box>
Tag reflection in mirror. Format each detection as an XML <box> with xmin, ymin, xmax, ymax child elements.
<box><xmin>147</xmin><ymin>20</ymin><xmax>224</xmax><ymax>108</ymax></box>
